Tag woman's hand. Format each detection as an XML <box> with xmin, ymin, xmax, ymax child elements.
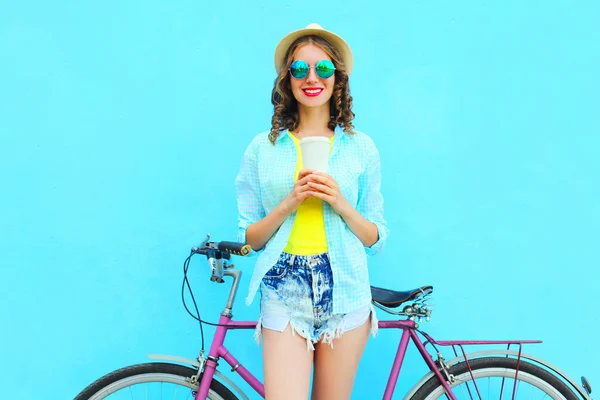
<box><xmin>245</xmin><ymin>169</ymin><xmax>316</xmax><ymax>251</ymax></box>
<box><xmin>281</xmin><ymin>169</ymin><xmax>317</xmax><ymax>215</ymax></box>
<box><xmin>306</xmin><ymin>172</ymin><xmax>352</xmax><ymax>216</ymax></box>
<box><xmin>308</xmin><ymin>171</ymin><xmax>380</xmax><ymax>247</ymax></box>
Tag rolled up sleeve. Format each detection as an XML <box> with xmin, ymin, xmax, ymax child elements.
<box><xmin>356</xmin><ymin>142</ymin><xmax>389</xmax><ymax>256</ymax></box>
<box><xmin>234</xmin><ymin>140</ymin><xmax>265</xmax><ymax>256</ymax></box>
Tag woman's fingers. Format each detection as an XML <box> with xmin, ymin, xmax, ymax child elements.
<box><xmin>297</xmin><ymin>168</ymin><xmax>316</xmax><ymax>181</ymax></box>
<box><xmin>291</xmin><ymin>181</ymin><xmax>314</xmax><ymax>203</ymax></box>
<box><xmin>292</xmin><ymin>172</ymin><xmax>341</xmax><ymax>206</ymax></box>
<box><xmin>307</xmin><ymin>173</ymin><xmax>338</xmax><ymax>190</ymax></box>
<box><xmin>310</xmin><ymin>190</ymin><xmax>333</xmax><ymax>203</ymax></box>
<box><xmin>307</xmin><ymin>181</ymin><xmax>334</xmax><ymax>195</ymax></box>
<box><xmin>296</xmin><ymin>175</ymin><xmax>312</xmax><ymax>187</ymax></box>
<box><xmin>294</xmin><ymin>184</ymin><xmax>311</xmax><ymax>196</ymax></box>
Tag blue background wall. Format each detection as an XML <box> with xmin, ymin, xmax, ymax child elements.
<box><xmin>1</xmin><ymin>0</ymin><xmax>598</xmax><ymax>398</ymax></box>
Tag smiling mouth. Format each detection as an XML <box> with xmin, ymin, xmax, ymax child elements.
<box><xmin>302</xmin><ymin>88</ymin><xmax>323</xmax><ymax>97</ymax></box>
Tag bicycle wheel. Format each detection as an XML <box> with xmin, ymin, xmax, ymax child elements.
<box><xmin>412</xmin><ymin>357</ymin><xmax>579</xmax><ymax>400</ymax></box>
<box><xmin>74</xmin><ymin>362</ymin><xmax>238</xmax><ymax>400</ymax></box>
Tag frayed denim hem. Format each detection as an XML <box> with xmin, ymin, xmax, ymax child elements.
<box><xmin>254</xmin><ymin>315</ymin><xmax>316</xmax><ymax>351</ymax></box>
<box><xmin>254</xmin><ymin>304</ymin><xmax>378</xmax><ymax>351</ymax></box>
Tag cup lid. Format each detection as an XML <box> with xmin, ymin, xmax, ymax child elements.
<box><xmin>299</xmin><ymin>136</ymin><xmax>331</xmax><ymax>144</ymax></box>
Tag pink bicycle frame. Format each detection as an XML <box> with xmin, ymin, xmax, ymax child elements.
<box><xmin>194</xmin><ymin>315</ymin><xmax>540</xmax><ymax>400</ymax></box>
<box><xmin>196</xmin><ymin>316</ymin><xmax>264</xmax><ymax>399</ymax></box>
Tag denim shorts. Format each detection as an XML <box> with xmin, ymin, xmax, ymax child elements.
<box><xmin>255</xmin><ymin>252</ymin><xmax>378</xmax><ymax>350</ymax></box>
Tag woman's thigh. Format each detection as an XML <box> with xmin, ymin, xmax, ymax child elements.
<box><xmin>311</xmin><ymin>317</ymin><xmax>371</xmax><ymax>400</ymax></box>
<box><xmin>262</xmin><ymin>324</ymin><xmax>314</xmax><ymax>400</ymax></box>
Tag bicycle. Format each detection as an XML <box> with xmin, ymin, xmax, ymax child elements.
<box><xmin>75</xmin><ymin>235</ymin><xmax>594</xmax><ymax>399</ymax></box>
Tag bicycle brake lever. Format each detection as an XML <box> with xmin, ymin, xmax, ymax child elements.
<box><xmin>191</xmin><ymin>233</ymin><xmax>211</xmax><ymax>253</ymax></box>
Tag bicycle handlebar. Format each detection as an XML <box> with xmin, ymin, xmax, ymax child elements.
<box><xmin>190</xmin><ymin>235</ymin><xmax>251</xmax><ymax>283</ymax></box>
<box><xmin>192</xmin><ymin>236</ymin><xmax>252</xmax><ymax>259</ymax></box>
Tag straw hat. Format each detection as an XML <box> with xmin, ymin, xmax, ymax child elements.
<box><xmin>274</xmin><ymin>23</ymin><xmax>354</xmax><ymax>75</ymax></box>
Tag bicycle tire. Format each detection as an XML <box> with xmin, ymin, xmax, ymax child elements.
<box><xmin>74</xmin><ymin>362</ymin><xmax>238</xmax><ymax>400</ymax></box>
<box><xmin>411</xmin><ymin>357</ymin><xmax>579</xmax><ymax>400</ymax></box>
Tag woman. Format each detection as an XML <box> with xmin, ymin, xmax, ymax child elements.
<box><xmin>235</xmin><ymin>23</ymin><xmax>388</xmax><ymax>400</ymax></box>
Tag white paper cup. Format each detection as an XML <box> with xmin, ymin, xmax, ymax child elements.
<box><xmin>300</xmin><ymin>136</ymin><xmax>331</xmax><ymax>173</ymax></box>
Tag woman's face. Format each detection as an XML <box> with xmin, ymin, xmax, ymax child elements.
<box><xmin>290</xmin><ymin>43</ymin><xmax>335</xmax><ymax>110</ymax></box>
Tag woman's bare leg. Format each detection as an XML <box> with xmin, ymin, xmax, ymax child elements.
<box><xmin>262</xmin><ymin>324</ymin><xmax>314</xmax><ymax>400</ymax></box>
<box><xmin>311</xmin><ymin>319</ymin><xmax>370</xmax><ymax>400</ymax></box>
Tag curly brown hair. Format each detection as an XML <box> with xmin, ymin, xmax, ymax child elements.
<box><xmin>268</xmin><ymin>35</ymin><xmax>355</xmax><ymax>144</ymax></box>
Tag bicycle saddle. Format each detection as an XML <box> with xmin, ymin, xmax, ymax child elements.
<box><xmin>370</xmin><ymin>285</ymin><xmax>433</xmax><ymax>308</ymax></box>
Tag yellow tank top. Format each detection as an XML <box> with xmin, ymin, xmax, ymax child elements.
<box><xmin>284</xmin><ymin>134</ymin><xmax>334</xmax><ymax>255</ymax></box>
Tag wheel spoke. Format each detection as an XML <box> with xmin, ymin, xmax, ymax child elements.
<box><xmin>460</xmin><ymin>382</ymin><xmax>470</xmax><ymax>399</ymax></box>
<box><xmin>417</xmin><ymin>358</ymin><xmax>576</xmax><ymax>400</ymax></box>
<box><xmin>465</xmin><ymin>380</ymin><xmax>476</xmax><ymax>399</ymax></box>
<box><xmin>528</xmin><ymin>377</ymin><xmax>536</xmax><ymax>400</ymax></box>
<box><xmin>73</xmin><ymin>363</ymin><xmax>234</xmax><ymax>400</ymax></box>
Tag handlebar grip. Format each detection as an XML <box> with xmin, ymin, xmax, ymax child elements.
<box><xmin>218</xmin><ymin>241</ymin><xmax>252</xmax><ymax>256</ymax></box>
<box><xmin>194</xmin><ymin>248</ymin><xmax>231</xmax><ymax>260</ymax></box>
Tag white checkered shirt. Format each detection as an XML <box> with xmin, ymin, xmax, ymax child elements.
<box><xmin>235</xmin><ymin>126</ymin><xmax>389</xmax><ymax>314</ymax></box>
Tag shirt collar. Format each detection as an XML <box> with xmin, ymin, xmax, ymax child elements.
<box><xmin>276</xmin><ymin>125</ymin><xmax>346</xmax><ymax>142</ymax></box>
